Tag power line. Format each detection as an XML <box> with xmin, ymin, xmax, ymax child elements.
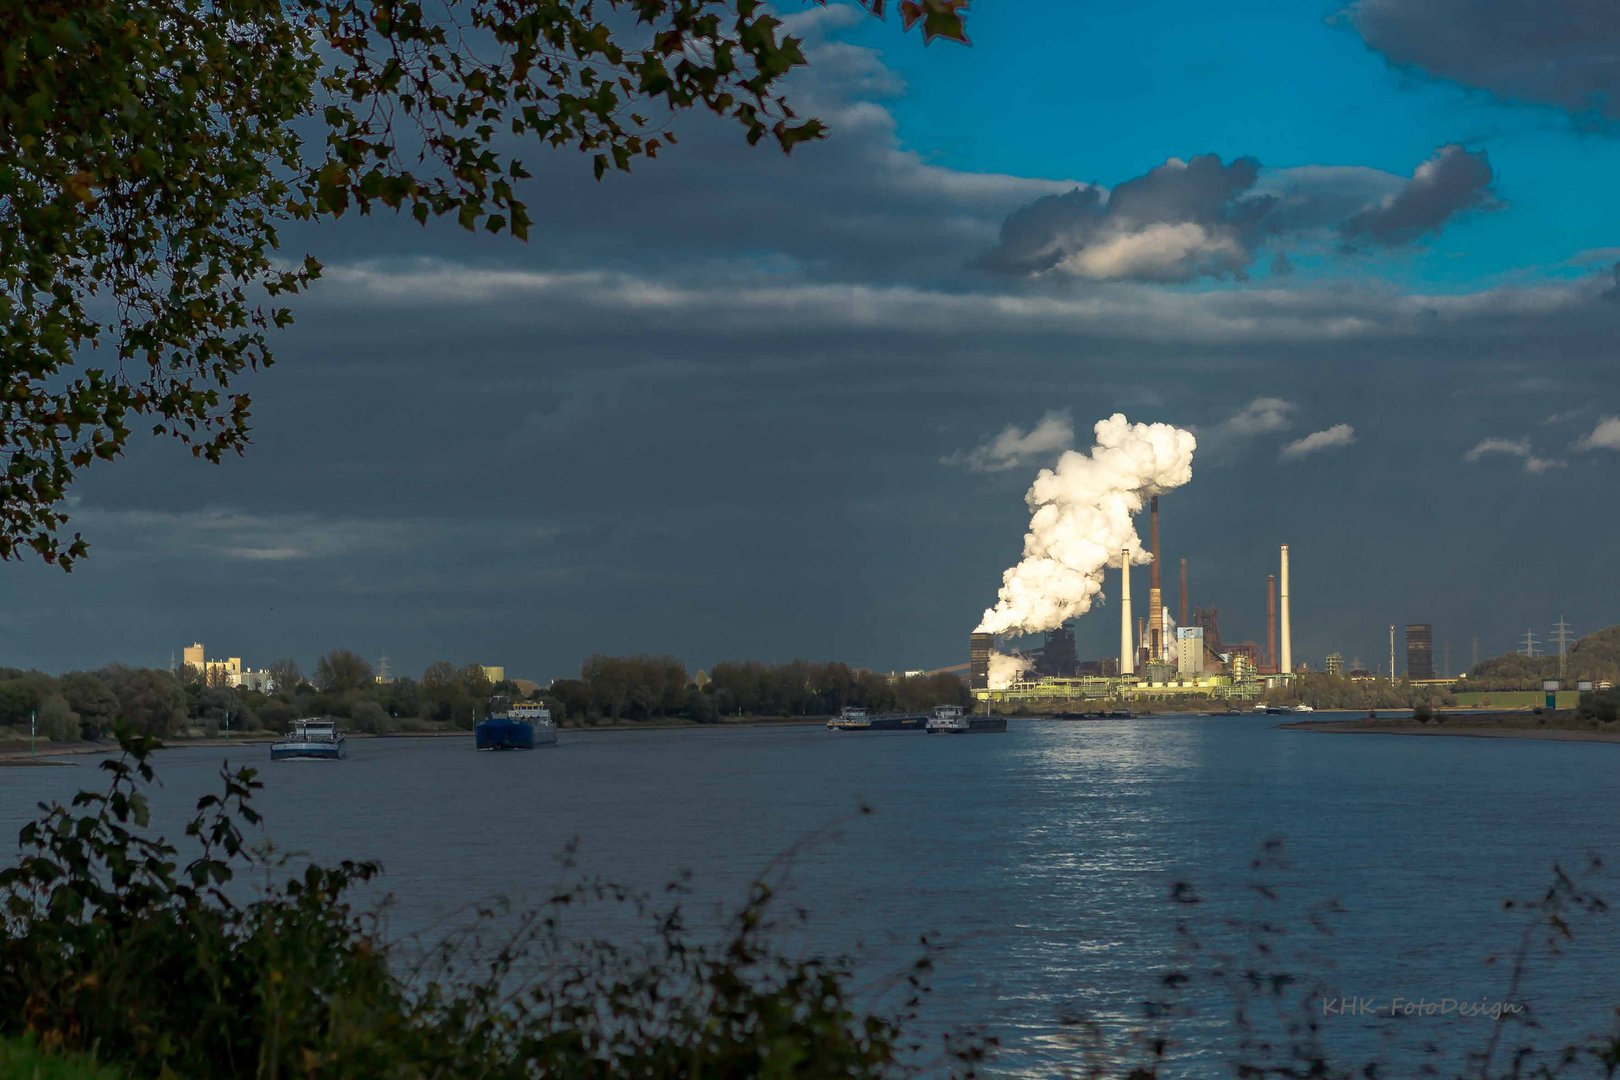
<box><xmin>1551</xmin><ymin>616</ymin><xmax>1573</xmax><ymax>678</ymax></box>
<box><xmin>1521</xmin><ymin>629</ymin><xmax>1540</xmax><ymax>659</ymax></box>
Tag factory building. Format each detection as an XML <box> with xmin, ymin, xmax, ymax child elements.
<box><xmin>1033</xmin><ymin>625</ymin><xmax>1079</xmax><ymax>677</ymax></box>
<box><xmin>1225</xmin><ymin>641</ymin><xmax>1261</xmax><ymax>671</ymax></box>
<box><xmin>971</xmin><ymin>502</ymin><xmax>1292</xmax><ymax>705</ymax></box>
<box><xmin>1176</xmin><ymin>626</ymin><xmax>1205</xmax><ymax>676</ymax></box>
<box><xmin>969</xmin><ymin>633</ymin><xmax>993</xmax><ymax>691</ymax></box>
<box><xmin>1405</xmin><ymin>624</ymin><xmax>1433</xmax><ymax>680</ymax></box>
<box><xmin>969</xmin><ymin>497</ymin><xmax>1296</xmax><ymax>707</ymax></box>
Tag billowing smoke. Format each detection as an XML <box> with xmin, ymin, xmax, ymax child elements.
<box><xmin>987</xmin><ymin>651</ymin><xmax>1025</xmax><ymax>688</ymax></box>
<box><xmin>977</xmin><ymin>414</ymin><xmax>1197</xmax><ymax>640</ymax></box>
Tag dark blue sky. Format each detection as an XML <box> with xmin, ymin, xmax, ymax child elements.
<box><xmin>4</xmin><ymin>0</ymin><xmax>1618</xmax><ymax>682</ymax></box>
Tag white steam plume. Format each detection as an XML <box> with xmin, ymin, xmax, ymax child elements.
<box><xmin>987</xmin><ymin>652</ymin><xmax>1025</xmax><ymax>689</ymax></box>
<box><xmin>977</xmin><ymin>414</ymin><xmax>1196</xmax><ymax>638</ymax></box>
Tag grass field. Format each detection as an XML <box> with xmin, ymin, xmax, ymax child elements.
<box><xmin>1453</xmin><ymin>690</ymin><xmax>1580</xmax><ymax>709</ymax></box>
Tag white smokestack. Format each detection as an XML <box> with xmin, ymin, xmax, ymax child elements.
<box><xmin>977</xmin><ymin>414</ymin><xmax>1197</xmax><ymax>637</ymax></box>
<box><xmin>1119</xmin><ymin>548</ymin><xmax>1133</xmax><ymax>676</ymax></box>
<box><xmin>1280</xmin><ymin>544</ymin><xmax>1292</xmax><ymax>676</ymax></box>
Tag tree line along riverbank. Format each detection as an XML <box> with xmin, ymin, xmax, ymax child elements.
<box><xmin>0</xmin><ymin>654</ymin><xmax>971</xmax><ymax>749</ymax></box>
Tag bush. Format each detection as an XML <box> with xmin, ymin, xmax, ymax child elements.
<box><xmin>258</xmin><ymin>702</ymin><xmax>296</xmax><ymax>732</ymax></box>
<box><xmin>350</xmin><ymin>700</ymin><xmax>389</xmax><ymax>735</ymax></box>
<box><xmin>1412</xmin><ymin>702</ymin><xmax>1433</xmax><ymax>723</ymax></box>
<box><xmin>37</xmin><ymin>695</ymin><xmax>80</xmax><ymax>742</ymax></box>
<box><xmin>1577</xmin><ymin>688</ymin><xmax>1620</xmax><ymax>723</ymax></box>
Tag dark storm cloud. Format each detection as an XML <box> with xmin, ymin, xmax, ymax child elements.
<box><xmin>13</xmin><ymin>261</ymin><xmax>1620</xmax><ymax>678</ymax></box>
<box><xmin>980</xmin><ymin>148</ymin><xmax>1492</xmax><ymax>282</ymax></box>
<box><xmin>1341</xmin><ymin>144</ymin><xmax>1496</xmax><ymax>246</ymax></box>
<box><xmin>979</xmin><ymin>155</ymin><xmax>1270</xmax><ymax>281</ymax></box>
<box><xmin>1351</xmin><ymin>0</ymin><xmax>1620</xmax><ymax>120</ymax></box>
<box><xmin>286</xmin><ymin>7</ymin><xmax>1072</xmax><ymax>288</ymax></box>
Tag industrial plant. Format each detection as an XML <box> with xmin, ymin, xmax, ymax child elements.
<box><xmin>970</xmin><ymin>497</ymin><xmax>1296</xmax><ymax>706</ymax></box>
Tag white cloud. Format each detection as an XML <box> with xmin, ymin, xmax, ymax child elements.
<box><xmin>1462</xmin><ymin>435</ymin><xmax>1565</xmax><ymax>474</ymax></box>
<box><xmin>225</xmin><ymin>546</ymin><xmax>312</xmax><ymax>561</ymax></box>
<box><xmin>944</xmin><ymin>411</ymin><xmax>1074</xmax><ymax>472</ymax></box>
<box><xmin>315</xmin><ymin>258</ymin><xmax>1605</xmax><ymax>349</ymax></box>
<box><xmin>1463</xmin><ymin>436</ymin><xmax>1531</xmax><ymax>462</ymax></box>
<box><xmin>1222</xmin><ymin>397</ymin><xmax>1298</xmax><ymax>437</ymax></box>
<box><xmin>1055</xmin><ymin>222</ymin><xmax>1243</xmax><ymax>282</ymax></box>
<box><xmin>1280</xmin><ymin>423</ymin><xmax>1357</xmax><ymax>460</ymax></box>
<box><xmin>1575</xmin><ymin>416</ymin><xmax>1620</xmax><ymax>452</ymax></box>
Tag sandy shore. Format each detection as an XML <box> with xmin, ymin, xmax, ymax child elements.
<box><xmin>1280</xmin><ymin>712</ymin><xmax>1620</xmax><ymax>745</ymax></box>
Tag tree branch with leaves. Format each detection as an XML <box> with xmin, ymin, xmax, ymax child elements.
<box><xmin>0</xmin><ymin>0</ymin><xmax>968</xmax><ymax>568</ymax></box>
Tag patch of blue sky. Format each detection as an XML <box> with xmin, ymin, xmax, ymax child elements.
<box><xmin>818</xmin><ymin>0</ymin><xmax>1620</xmax><ymax>286</ymax></box>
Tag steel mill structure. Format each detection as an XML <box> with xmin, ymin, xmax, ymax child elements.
<box><xmin>971</xmin><ymin>499</ymin><xmax>1298</xmax><ymax>705</ymax></box>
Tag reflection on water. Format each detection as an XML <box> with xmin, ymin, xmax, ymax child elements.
<box><xmin>4</xmin><ymin>715</ymin><xmax>1619</xmax><ymax>1075</ymax></box>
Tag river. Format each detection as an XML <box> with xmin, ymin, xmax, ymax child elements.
<box><xmin>4</xmin><ymin>714</ymin><xmax>1618</xmax><ymax>1076</ymax></box>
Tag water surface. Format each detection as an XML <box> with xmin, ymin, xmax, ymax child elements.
<box><xmin>5</xmin><ymin>715</ymin><xmax>1617</xmax><ymax>1075</ymax></box>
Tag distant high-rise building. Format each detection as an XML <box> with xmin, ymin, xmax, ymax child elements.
<box><xmin>1405</xmin><ymin>624</ymin><xmax>1433</xmax><ymax>680</ymax></box>
<box><xmin>1325</xmin><ymin>652</ymin><xmax>1344</xmax><ymax>677</ymax></box>
<box><xmin>179</xmin><ymin>641</ymin><xmax>274</xmax><ymax>691</ymax></box>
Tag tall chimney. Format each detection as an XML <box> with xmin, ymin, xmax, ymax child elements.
<box><xmin>1267</xmin><ymin>575</ymin><xmax>1277</xmax><ymax>673</ymax></box>
<box><xmin>1148</xmin><ymin>496</ymin><xmax>1162</xmax><ymax>662</ymax></box>
<box><xmin>1119</xmin><ymin>549</ymin><xmax>1134</xmax><ymax>676</ymax></box>
<box><xmin>1280</xmin><ymin>545</ymin><xmax>1292</xmax><ymax>676</ymax></box>
<box><xmin>1137</xmin><ymin>616</ymin><xmax>1146</xmax><ymax>669</ymax></box>
<box><xmin>1179</xmin><ymin>557</ymin><xmax>1188</xmax><ymax>629</ymax></box>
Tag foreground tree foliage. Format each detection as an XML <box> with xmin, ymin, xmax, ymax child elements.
<box><xmin>0</xmin><ymin>730</ymin><xmax>982</xmax><ymax>1077</ymax></box>
<box><xmin>0</xmin><ymin>0</ymin><xmax>968</xmax><ymax>569</ymax></box>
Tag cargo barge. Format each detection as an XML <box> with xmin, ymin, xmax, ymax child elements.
<box><xmin>925</xmin><ymin>705</ymin><xmax>1007</xmax><ymax>734</ymax></box>
<box><xmin>826</xmin><ymin>707</ymin><xmax>928</xmax><ymax>731</ymax></box>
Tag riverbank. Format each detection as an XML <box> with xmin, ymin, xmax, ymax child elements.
<box><xmin>560</xmin><ymin>715</ymin><xmax>827</xmax><ymax>732</ymax></box>
<box><xmin>1280</xmin><ymin>711</ymin><xmax>1620</xmax><ymax>744</ymax></box>
<box><xmin>0</xmin><ymin>716</ymin><xmax>838</xmax><ymax>766</ymax></box>
<box><xmin>385</xmin><ymin>715</ymin><xmax>830</xmax><ymax>733</ymax></box>
<box><xmin>0</xmin><ymin>733</ymin><xmax>282</xmax><ymax>767</ymax></box>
